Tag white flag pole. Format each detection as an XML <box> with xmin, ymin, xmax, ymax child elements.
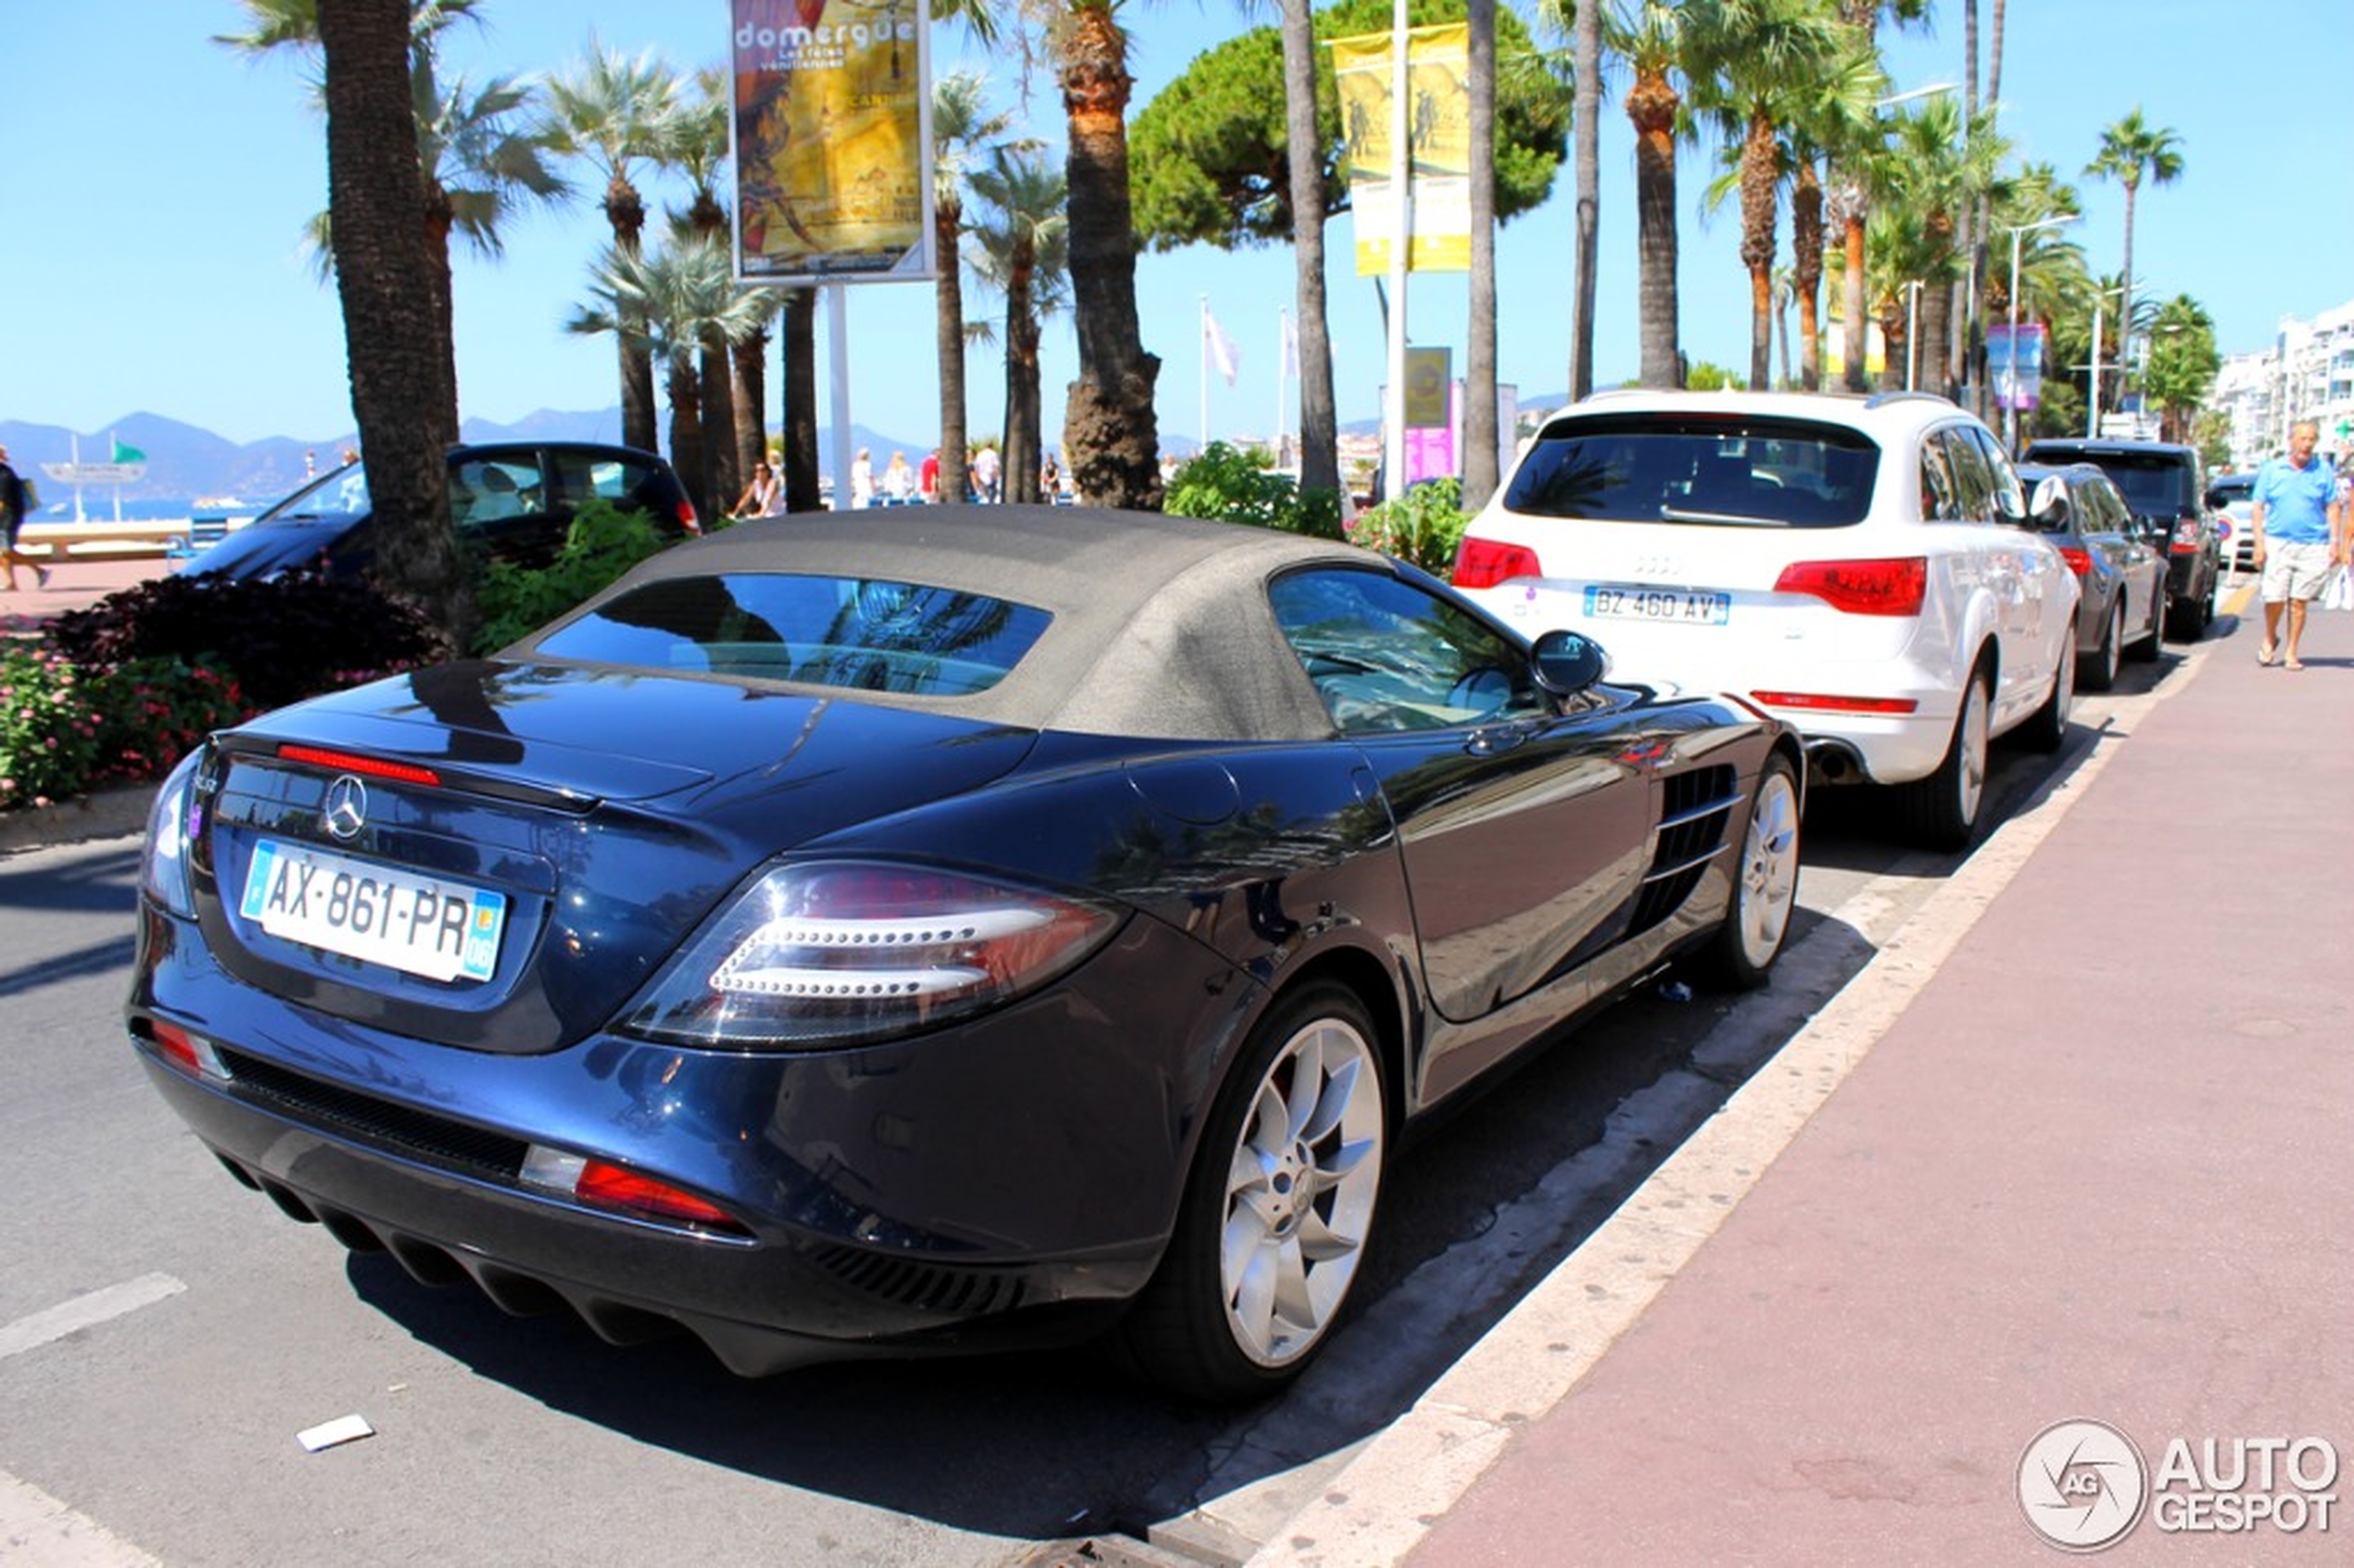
<box><xmin>1275</xmin><ymin>309</ymin><xmax>1289</xmax><ymax>465</ymax></box>
<box><xmin>1382</xmin><ymin>0</ymin><xmax>1411</xmax><ymax>508</ymax></box>
<box><xmin>1200</xmin><ymin>294</ymin><xmax>1211</xmax><ymax>454</ymax></box>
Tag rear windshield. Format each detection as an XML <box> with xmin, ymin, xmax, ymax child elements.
<box><xmin>2036</xmin><ymin>450</ymin><xmax>2197</xmax><ymax>515</ymax></box>
<box><xmin>1501</xmin><ymin>414</ymin><xmax>1880</xmax><ymax>528</ymax></box>
<box><xmin>530</xmin><ymin>573</ymin><xmax>1052</xmax><ymax>697</ymax></box>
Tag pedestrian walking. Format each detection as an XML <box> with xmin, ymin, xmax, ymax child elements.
<box><xmin>849</xmin><ymin>448</ymin><xmax>875</xmax><ymax>510</ymax></box>
<box><xmin>881</xmin><ymin>450</ymin><xmax>915</xmax><ymax>504</ymax></box>
<box><xmin>0</xmin><ymin>445</ymin><xmax>50</xmax><ymax>591</ymax></box>
<box><xmin>2250</xmin><ymin>419</ymin><xmax>2347</xmax><ymax>671</ymax></box>
<box><xmin>918</xmin><ymin>449</ymin><xmax>940</xmax><ymax>504</ymax></box>
<box><xmin>970</xmin><ymin>445</ymin><xmax>1001</xmax><ymax>505</ymax></box>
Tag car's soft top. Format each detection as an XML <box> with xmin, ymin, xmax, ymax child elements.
<box><xmin>524</xmin><ymin>504</ymin><xmax>1387</xmax><ymax>744</ymax></box>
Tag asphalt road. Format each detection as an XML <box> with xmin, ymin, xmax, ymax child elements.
<box><xmin>0</xmin><ymin>616</ymin><xmax>2224</xmax><ymax>1568</ymax></box>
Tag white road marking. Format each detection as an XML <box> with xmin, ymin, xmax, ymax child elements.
<box><xmin>0</xmin><ymin>1472</ymin><xmax>164</xmax><ymax>1566</ymax></box>
<box><xmin>0</xmin><ymin>1273</ymin><xmax>185</xmax><ymax>1361</ymax></box>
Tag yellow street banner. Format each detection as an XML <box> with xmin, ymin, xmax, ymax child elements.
<box><xmin>1332</xmin><ymin>23</ymin><xmax>1470</xmax><ymax>275</ymax></box>
<box><xmin>730</xmin><ymin>0</ymin><xmax>933</xmax><ymax>285</ymax></box>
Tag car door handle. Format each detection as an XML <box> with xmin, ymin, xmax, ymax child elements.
<box><xmin>1465</xmin><ymin>722</ymin><xmax>1536</xmax><ymax>756</ymax></box>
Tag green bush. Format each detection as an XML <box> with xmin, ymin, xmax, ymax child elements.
<box><xmin>1164</xmin><ymin>442</ymin><xmax>1345</xmax><ymax>539</ymax></box>
<box><xmin>46</xmin><ymin>568</ymin><xmax>442</xmax><ymax>713</ymax></box>
<box><xmin>0</xmin><ymin>647</ymin><xmax>106</xmax><ymax>812</ymax></box>
<box><xmin>470</xmin><ymin>499</ymin><xmax>673</xmax><ymax>653</ymax></box>
<box><xmin>1348</xmin><ymin>479</ymin><xmax>1472</xmax><ymax>575</ymax></box>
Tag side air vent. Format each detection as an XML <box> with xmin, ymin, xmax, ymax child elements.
<box><xmin>1627</xmin><ymin>765</ymin><xmax>1740</xmax><ymax>936</ymax></box>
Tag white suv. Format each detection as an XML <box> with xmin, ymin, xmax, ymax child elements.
<box><xmin>1453</xmin><ymin>390</ymin><xmax>2078</xmax><ymax>849</ymax></box>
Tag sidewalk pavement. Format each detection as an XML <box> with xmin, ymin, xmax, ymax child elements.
<box><xmin>1257</xmin><ymin>589</ymin><xmax>2354</xmax><ymax>1565</ymax></box>
<box><xmin>2</xmin><ymin>550</ymin><xmax>171</xmax><ymax>630</ymax></box>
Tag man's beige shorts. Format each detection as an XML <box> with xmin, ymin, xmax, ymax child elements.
<box><xmin>2261</xmin><ymin>540</ymin><xmax>2335</xmax><ymax>601</ymax></box>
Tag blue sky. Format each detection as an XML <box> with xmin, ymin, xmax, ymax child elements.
<box><xmin>7</xmin><ymin>1</ymin><xmax>2342</xmax><ymax>454</ymax></box>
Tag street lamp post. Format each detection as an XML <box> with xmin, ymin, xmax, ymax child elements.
<box><xmin>2003</xmin><ymin>214</ymin><xmax>2081</xmax><ymax>452</ymax></box>
<box><xmin>1905</xmin><ymin>281</ymin><xmax>1925</xmax><ymax>389</ymax></box>
<box><xmin>2084</xmin><ymin>285</ymin><xmax>2125</xmax><ymax>436</ymax></box>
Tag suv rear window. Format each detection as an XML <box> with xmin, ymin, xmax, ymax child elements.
<box><xmin>2026</xmin><ymin>447</ymin><xmax>2198</xmax><ymax>517</ymax></box>
<box><xmin>1500</xmin><ymin>413</ymin><xmax>1880</xmax><ymax>528</ymax></box>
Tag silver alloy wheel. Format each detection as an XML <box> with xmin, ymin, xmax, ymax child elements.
<box><xmin>1219</xmin><ymin>1014</ymin><xmax>1385</xmax><ymax>1369</ymax></box>
<box><xmin>1733</xmin><ymin>765</ymin><xmax>1802</xmax><ymax>971</ymax></box>
<box><xmin>1955</xmin><ymin>677</ymin><xmax>1990</xmax><ymax>828</ymax></box>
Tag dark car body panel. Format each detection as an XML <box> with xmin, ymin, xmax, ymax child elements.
<box><xmin>2020</xmin><ymin>438</ymin><xmax>2220</xmax><ymax>627</ymax></box>
<box><xmin>131</xmin><ymin>506</ymin><xmax>1795</xmax><ymax>1373</ymax></box>
<box><xmin>2016</xmin><ymin>462</ymin><xmax>2167</xmax><ymax>662</ymax></box>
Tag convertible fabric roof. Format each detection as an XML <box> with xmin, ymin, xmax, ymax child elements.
<box><xmin>540</xmin><ymin>505</ymin><xmax>1391</xmax><ymax>743</ymax></box>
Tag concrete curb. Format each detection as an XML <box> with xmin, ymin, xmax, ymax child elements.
<box><xmin>0</xmin><ymin>784</ymin><xmax>157</xmax><ymax>858</ymax></box>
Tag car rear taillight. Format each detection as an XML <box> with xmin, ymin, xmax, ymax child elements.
<box><xmin>617</xmin><ymin>860</ymin><xmax>1121</xmax><ymax>1049</ymax></box>
<box><xmin>2170</xmin><ymin>520</ymin><xmax>2199</xmax><ymax>553</ymax></box>
<box><xmin>521</xmin><ymin>1146</ymin><xmax>750</xmax><ymax>1237</ymax></box>
<box><xmin>276</xmin><ymin>744</ymin><xmax>442</xmax><ymax>787</ymax></box>
<box><xmin>1772</xmin><ymin>557</ymin><xmax>1927</xmax><ymax>616</ymax></box>
<box><xmin>2057</xmin><ymin>547</ymin><xmax>2092</xmax><ymax>578</ymax></box>
<box><xmin>677</xmin><ymin>499</ymin><xmax>702</xmax><ymax>536</ymax></box>
<box><xmin>1751</xmin><ymin>691</ymin><xmax>1919</xmax><ymax>715</ymax></box>
<box><xmin>1451</xmin><ymin>537</ymin><xmax>1544</xmax><ymax>589</ymax></box>
<box><xmin>146</xmin><ymin>1019</ymin><xmax>229</xmax><ymax>1081</ymax></box>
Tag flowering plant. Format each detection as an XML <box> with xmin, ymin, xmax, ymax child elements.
<box><xmin>0</xmin><ymin>647</ymin><xmax>105</xmax><ymax>812</ymax></box>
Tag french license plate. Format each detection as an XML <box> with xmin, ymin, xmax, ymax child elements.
<box><xmin>1583</xmin><ymin>584</ymin><xmax>1732</xmax><ymax>625</ymax></box>
<box><xmin>239</xmin><ymin>839</ymin><xmax>505</xmax><ymax>983</ymax></box>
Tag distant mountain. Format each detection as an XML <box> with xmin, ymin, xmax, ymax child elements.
<box><xmin>1</xmin><ymin>408</ymin><xmax>943</xmax><ymax>503</ymax></box>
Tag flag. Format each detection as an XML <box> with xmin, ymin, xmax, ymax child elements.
<box><xmin>1205</xmin><ymin>306</ymin><xmax>1239</xmax><ymax>386</ymax></box>
<box><xmin>1280</xmin><ymin>310</ymin><xmax>1298</xmax><ymax>381</ymax></box>
<box><xmin>112</xmin><ymin>436</ymin><xmax>146</xmax><ymax>463</ymax></box>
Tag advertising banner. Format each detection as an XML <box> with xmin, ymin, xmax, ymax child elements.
<box><xmin>1985</xmin><ymin>322</ymin><xmax>2047</xmax><ymax>411</ymax></box>
<box><xmin>730</xmin><ymin>0</ymin><xmax>933</xmax><ymax>285</ymax></box>
<box><xmin>1331</xmin><ymin>23</ymin><xmax>1471</xmax><ymax>276</ymax></box>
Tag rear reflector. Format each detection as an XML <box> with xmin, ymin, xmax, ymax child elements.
<box><xmin>276</xmin><ymin>744</ymin><xmax>442</xmax><ymax>787</ymax></box>
<box><xmin>521</xmin><ymin>1145</ymin><xmax>750</xmax><ymax>1237</ymax></box>
<box><xmin>148</xmin><ymin>1019</ymin><xmax>229</xmax><ymax>1081</ymax></box>
<box><xmin>1772</xmin><ymin>557</ymin><xmax>1927</xmax><ymax>616</ymax></box>
<box><xmin>1751</xmin><ymin>691</ymin><xmax>1920</xmax><ymax>715</ymax></box>
<box><xmin>1451</xmin><ymin>537</ymin><xmax>1544</xmax><ymax>589</ymax></box>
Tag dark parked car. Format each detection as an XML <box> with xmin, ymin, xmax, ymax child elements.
<box><xmin>130</xmin><ymin>506</ymin><xmax>1802</xmax><ymax>1401</ymax></box>
<box><xmin>2017</xmin><ymin>462</ymin><xmax>2167</xmax><ymax>691</ymax></box>
<box><xmin>187</xmin><ymin>441</ymin><xmax>698</xmax><ymax>581</ymax></box>
<box><xmin>2019</xmin><ymin>437</ymin><xmax>2219</xmax><ymax>639</ymax></box>
<box><xmin>2207</xmin><ymin>471</ymin><xmax>2258</xmax><ymax>573</ymax></box>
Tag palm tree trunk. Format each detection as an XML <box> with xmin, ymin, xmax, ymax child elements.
<box><xmin>665</xmin><ymin>354</ymin><xmax>704</xmax><ymax>515</ymax></box>
<box><xmin>1793</xmin><ymin>162</ymin><xmax>1824</xmax><ymax>391</ymax></box>
<box><xmin>696</xmin><ymin>342</ymin><xmax>736</xmax><ymax>524</ymax></box>
<box><xmin>420</xmin><ymin>194</ymin><xmax>462</xmax><ymax>445</ymax></box>
<box><xmin>609</xmin><ymin>183</ymin><xmax>658</xmax><ymax>453</ymax></box>
<box><xmin>780</xmin><ymin>288</ymin><xmax>821</xmax><ymax>512</ymax></box>
<box><xmin>1628</xmin><ymin>68</ymin><xmax>1681</xmax><ymax>389</ymax></box>
<box><xmin>1841</xmin><ymin>202</ymin><xmax>1869</xmax><ymax>391</ymax></box>
<box><xmin>1004</xmin><ymin>243</ymin><xmax>1042</xmax><ymax>506</ymax></box>
<box><xmin>2119</xmin><ymin>181</ymin><xmax>2139</xmax><ymax>402</ymax></box>
<box><xmin>1740</xmin><ymin>111</ymin><xmax>1777</xmax><ymax>391</ymax></box>
<box><xmin>318</xmin><ymin>0</ymin><xmax>466</xmax><ymax>648</ymax></box>
<box><xmin>1280</xmin><ymin>0</ymin><xmax>1339</xmax><ymax>497</ymax></box>
<box><xmin>934</xmin><ymin>193</ymin><xmax>971</xmax><ymax>508</ymax></box>
<box><xmin>732</xmin><ymin>327</ymin><xmax>768</xmax><ymax>480</ymax></box>
<box><xmin>1568</xmin><ymin>0</ymin><xmax>1601</xmax><ymax>402</ymax></box>
<box><xmin>1462</xmin><ymin>0</ymin><xmax>1499</xmax><ymax>508</ymax></box>
<box><xmin>1059</xmin><ymin>4</ymin><xmax>1162</xmax><ymax>508</ymax></box>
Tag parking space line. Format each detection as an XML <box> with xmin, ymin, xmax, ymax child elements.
<box><xmin>0</xmin><ymin>1273</ymin><xmax>185</xmax><ymax>1362</ymax></box>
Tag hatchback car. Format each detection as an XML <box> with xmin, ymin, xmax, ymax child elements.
<box><xmin>187</xmin><ymin>441</ymin><xmax>698</xmax><ymax>582</ymax></box>
<box><xmin>130</xmin><ymin>505</ymin><xmax>1801</xmax><ymax>1402</ymax></box>
<box><xmin>1453</xmin><ymin>390</ymin><xmax>2077</xmax><ymax>850</ymax></box>
<box><xmin>2019</xmin><ymin>437</ymin><xmax>2219</xmax><ymax>639</ymax></box>
<box><xmin>2014</xmin><ymin>462</ymin><xmax>2166</xmax><ymax>691</ymax></box>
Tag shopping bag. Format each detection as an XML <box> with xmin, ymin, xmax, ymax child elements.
<box><xmin>2322</xmin><ymin>564</ymin><xmax>2354</xmax><ymax>613</ymax></box>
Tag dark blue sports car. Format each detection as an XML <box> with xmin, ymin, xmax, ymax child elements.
<box><xmin>130</xmin><ymin>505</ymin><xmax>1802</xmax><ymax>1401</ymax></box>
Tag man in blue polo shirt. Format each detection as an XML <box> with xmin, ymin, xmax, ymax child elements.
<box><xmin>2249</xmin><ymin>419</ymin><xmax>2347</xmax><ymax>670</ymax></box>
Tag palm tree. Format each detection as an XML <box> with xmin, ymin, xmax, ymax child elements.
<box><xmin>1279</xmin><ymin>0</ymin><xmax>1341</xmax><ymax>497</ymax></box>
<box><xmin>1608</xmin><ymin>1</ymin><xmax>1691</xmax><ymax>388</ymax></box>
<box><xmin>664</xmin><ymin>69</ymin><xmax>745</xmax><ymax>516</ymax></box>
<box><xmin>1055</xmin><ymin>1</ymin><xmax>1163</xmax><ymax>507</ymax></box>
<box><xmin>1463</xmin><ymin>0</ymin><xmax>1500</xmax><ymax>506</ymax></box>
<box><xmin>568</xmin><ymin>232</ymin><xmax>773</xmax><ymax>522</ymax></box>
<box><xmin>1783</xmin><ymin>36</ymin><xmax>1882</xmax><ymax>389</ymax></box>
<box><xmin>1878</xmin><ymin>96</ymin><xmax>2005</xmax><ymax>398</ymax></box>
<box><xmin>311</xmin><ymin>0</ymin><xmax>467</xmax><ymax>643</ymax></box>
<box><xmin>967</xmin><ymin>146</ymin><xmax>1070</xmax><ymax>508</ymax></box>
<box><xmin>1829</xmin><ymin>0</ymin><xmax>1927</xmax><ymax>392</ymax></box>
<box><xmin>2085</xmin><ymin>107</ymin><xmax>2185</xmax><ymax>401</ymax></box>
<box><xmin>1682</xmin><ymin>0</ymin><xmax>1854</xmax><ymax>393</ymax></box>
<box><xmin>538</xmin><ymin>38</ymin><xmax>684</xmax><ymax>455</ymax></box>
<box><xmin>933</xmin><ymin>71</ymin><xmax>1027</xmax><ymax>512</ymax></box>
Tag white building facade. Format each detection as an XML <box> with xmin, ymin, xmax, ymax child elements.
<box><xmin>2208</xmin><ymin>299</ymin><xmax>2354</xmax><ymax>469</ymax></box>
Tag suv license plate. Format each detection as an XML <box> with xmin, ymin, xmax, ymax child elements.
<box><xmin>1583</xmin><ymin>585</ymin><xmax>1732</xmax><ymax>625</ymax></box>
<box><xmin>240</xmin><ymin>839</ymin><xmax>505</xmax><ymax>983</ymax></box>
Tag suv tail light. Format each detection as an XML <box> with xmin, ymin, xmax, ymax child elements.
<box><xmin>1772</xmin><ymin>557</ymin><xmax>1927</xmax><ymax>616</ymax></box>
<box><xmin>676</xmin><ymin>498</ymin><xmax>702</xmax><ymax>535</ymax></box>
<box><xmin>2057</xmin><ymin>547</ymin><xmax>2092</xmax><ymax>578</ymax></box>
<box><xmin>1451</xmin><ymin>537</ymin><xmax>1543</xmax><ymax>589</ymax></box>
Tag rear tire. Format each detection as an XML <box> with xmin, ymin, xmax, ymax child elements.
<box><xmin>1895</xmin><ymin>667</ymin><xmax>1990</xmax><ymax>853</ymax></box>
<box><xmin>2127</xmin><ymin>587</ymin><xmax>2164</xmax><ymax>663</ymax></box>
<box><xmin>2020</xmin><ymin>639</ymin><xmax>2073</xmax><ymax>753</ymax></box>
<box><xmin>2166</xmin><ymin>573</ymin><xmax>2210</xmax><ymax>640</ymax></box>
<box><xmin>2082</xmin><ymin>601</ymin><xmax>2123</xmax><ymax>692</ymax></box>
<box><xmin>1697</xmin><ymin>752</ymin><xmax>1801</xmax><ymax>991</ymax></box>
<box><xmin>1117</xmin><ymin>983</ymin><xmax>1386</xmax><ymax>1403</ymax></box>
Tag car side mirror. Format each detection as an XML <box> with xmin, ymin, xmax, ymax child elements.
<box><xmin>2030</xmin><ymin>476</ymin><xmax>2069</xmax><ymax>530</ymax></box>
<box><xmin>1530</xmin><ymin>628</ymin><xmax>1607</xmax><ymax>694</ymax></box>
